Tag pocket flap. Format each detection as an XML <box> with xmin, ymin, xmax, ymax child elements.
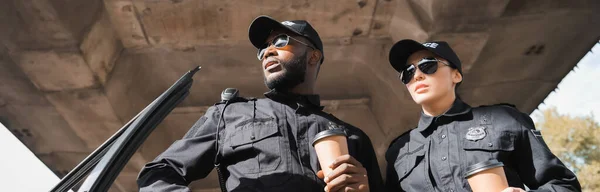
<box><xmin>230</xmin><ymin>119</ymin><xmax>278</xmax><ymax>147</ymax></box>
<box><xmin>395</xmin><ymin>144</ymin><xmax>425</xmax><ymax>181</ymax></box>
<box><xmin>463</xmin><ymin>131</ymin><xmax>515</xmax><ymax>151</ymax></box>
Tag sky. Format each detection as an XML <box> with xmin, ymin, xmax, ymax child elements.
<box><xmin>0</xmin><ymin>43</ymin><xmax>598</xmax><ymax>191</ymax></box>
<box><xmin>530</xmin><ymin>43</ymin><xmax>600</xmax><ymax>123</ymax></box>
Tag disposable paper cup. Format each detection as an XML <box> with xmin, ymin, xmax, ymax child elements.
<box><xmin>312</xmin><ymin>128</ymin><xmax>348</xmax><ymax>177</ymax></box>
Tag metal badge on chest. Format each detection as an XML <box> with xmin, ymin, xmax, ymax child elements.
<box><xmin>465</xmin><ymin>110</ymin><xmax>491</xmax><ymax>141</ymax></box>
<box><xmin>465</xmin><ymin>126</ymin><xmax>487</xmax><ymax>141</ymax></box>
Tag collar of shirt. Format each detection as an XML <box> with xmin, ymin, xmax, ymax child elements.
<box><xmin>264</xmin><ymin>90</ymin><xmax>324</xmax><ymax>110</ymax></box>
<box><xmin>415</xmin><ymin>99</ymin><xmax>471</xmax><ymax>133</ymax></box>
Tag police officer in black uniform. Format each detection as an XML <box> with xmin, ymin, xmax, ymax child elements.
<box><xmin>137</xmin><ymin>15</ymin><xmax>383</xmax><ymax>192</ymax></box>
<box><xmin>385</xmin><ymin>39</ymin><xmax>581</xmax><ymax>192</ymax></box>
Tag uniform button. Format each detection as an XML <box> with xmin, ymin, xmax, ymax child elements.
<box><xmin>441</xmin><ymin>134</ymin><xmax>446</xmax><ymax>139</ymax></box>
<box><xmin>488</xmin><ymin>143</ymin><xmax>493</xmax><ymax>147</ymax></box>
<box><xmin>449</xmin><ymin>189</ymin><xmax>454</xmax><ymax>192</ymax></box>
<box><xmin>250</xmin><ymin>135</ymin><xmax>255</xmax><ymax>140</ymax></box>
<box><xmin>442</xmin><ymin>156</ymin><xmax>447</xmax><ymax>161</ymax></box>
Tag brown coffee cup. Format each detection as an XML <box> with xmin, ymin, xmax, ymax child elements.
<box><xmin>311</xmin><ymin>128</ymin><xmax>349</xmax><ymax>177</ymax></box>
<box><xmin>465</xmin><ymin>159</ymin><xmax>509</xmax><ymax>192</ymax></box>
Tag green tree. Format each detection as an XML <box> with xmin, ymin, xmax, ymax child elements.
<box><xmin>535</xmin><ymin>107</ymin><xmax>600</xmax><ymax>191</ymax></box>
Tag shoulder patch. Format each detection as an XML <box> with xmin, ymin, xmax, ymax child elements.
<box><xmin>531</xmin><ymin>130</ymin><xmax>543</xmax><ymax>138</ymax></box>
<box><xmin>529</xmin><ymin>129</ymin><xmax>552</xmax><ymax>149</ymax></box>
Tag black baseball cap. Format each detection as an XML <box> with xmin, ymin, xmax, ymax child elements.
<box><xmin>248</xmin><ymin>15</ymin><xmax>324</xmax><ymax>63</ymax></box>
<box><xmin>389</xmin><ymin>39</ymin><xmax>462</xmax><ymax>75</ymax></box>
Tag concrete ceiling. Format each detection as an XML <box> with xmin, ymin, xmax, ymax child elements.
<box><xmin>0</xmin><ymin>0</ymin><xmax>598</xmax><ymax>191</ymax></box>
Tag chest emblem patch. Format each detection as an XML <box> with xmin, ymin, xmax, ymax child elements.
<box><xmin>466</xmin><ymin>126</ymin><xmax>487</xmax><ymax>141</ymax></box>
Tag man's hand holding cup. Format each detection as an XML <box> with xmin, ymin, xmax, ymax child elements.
<box><xmin>312</xmin><ymin>128</ymin><xmax>369</xmax><ymax>192</ymax></box>
<box><xmin>318</xmin><ymin>154</ymin><xmax>369</xmax><ymax>192</ymax></box>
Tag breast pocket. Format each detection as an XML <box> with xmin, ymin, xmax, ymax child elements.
<box><xmin>228</xmin><ymin>118</ymin><xmax>282</xmax><ymax>174</ymax></box>
<box><xmin>462</xmin><ymin>130</ymin><xmax>515</xmax><ymax>166</ymax></box>
<box><xmin>395</xmin><ymin>145</ymin><xmax>426</xmax><ymax>183</ymax></box>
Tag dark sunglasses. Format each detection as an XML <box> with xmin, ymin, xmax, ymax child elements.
<box><xmin>399</xmin><ymin>57</ymin><xmax>451</xmax><ymax>84</ymax></box>
<box><xmin>257</xmin><ymin>34</ymin><xmax>315</xmax><ymax>60</ymax></box>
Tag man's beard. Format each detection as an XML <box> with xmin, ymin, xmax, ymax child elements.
<box><xmin>264</xmin><ymin>52</ymin><xmax>307</xmax><ymax>92</ymax></box>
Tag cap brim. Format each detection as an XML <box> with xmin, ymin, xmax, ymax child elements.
<box><xmin>248</xmin><ymin>15</ymin><xmax>303</xmax><ymax>49</ymax></box>
<box><xmin>388</xmin><ymin>39</ymin><xmax>431</xmax><ymax>72</ymax></box>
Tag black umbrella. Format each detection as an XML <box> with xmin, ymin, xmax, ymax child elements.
<box><xmin>51</xmin><ymin>66</ymin><xmax>202</xmax><ymax>192</ymax></box>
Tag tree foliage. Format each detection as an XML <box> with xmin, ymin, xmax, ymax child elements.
<box><xmin>535</xmin><ymin>107</ymin><xmax>600</xmax><ymax>191</ymax></box>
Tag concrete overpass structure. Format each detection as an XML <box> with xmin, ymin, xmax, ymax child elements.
<box><xmin>0</xmin><ymin>0</ymin><xmax>598</xmax><ymax>191</ymax></box>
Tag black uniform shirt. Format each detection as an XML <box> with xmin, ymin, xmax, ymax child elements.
<box><xmin>385</xmin><ymin>99</ymin><xmax>581</xmax><ymax>192</ymax></box>
<box><xmin>137</xmin><ymin>90</ymin><xmax>384</xmax><ymax>191</ymax></box>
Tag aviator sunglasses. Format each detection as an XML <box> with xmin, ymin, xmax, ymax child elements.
<box><xmin>257</xmin><ymin>34</ymin><xmax>315</xmax><ymax>60</ymax></box>
<box><xmin>399</xmin><ymin>57</ymin><xmax>451</xmax><ymax>84</ymax></box>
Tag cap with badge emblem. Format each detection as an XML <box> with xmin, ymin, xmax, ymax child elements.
<box><xmin>389</xmin><ymin>39</ymin><xmax>462</xmax><ymax>75</ymax></box>
<box><xmin>248</xmin><ymin>15</ymin><xmax>324</xmax><ymax>63</ymax></box>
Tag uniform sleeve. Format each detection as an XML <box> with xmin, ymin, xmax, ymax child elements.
<box><xmin>384</xmin><ymin>161</ymin><xmax>401</xmax><ymax>192</ymax></box>
<box><xmin>511</xmin><ymin>111</ymin><xmax>582</xmax><ymax>192</ymax></box>
<box><xmin>384</xmin><ymin>134</ymin><xmax>407</xmax><ymax>192</ymax></box>
<box><xmin>347</xmin><ymin>128</ymin><xmax>384</xmax><ymax>192</ymax></box>
<box><xmin>137</xmin><ymin>106</ymin><xmax>221</xmax><ymax>191</ymax></box>
<box><xmin>360</xmin><ymin>132</ymin><xmax>385</xmax><ymax>192</ymax></box>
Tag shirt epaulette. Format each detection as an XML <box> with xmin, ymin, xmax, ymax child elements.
<box><xmin>478</xmin><ymin>103</ymin><xmax>516</xmax><ymax>108</ymax></box>
<box><xmin>213</xmin><ymin>97</ymin><xmax>257</xmax><ymax>106</ymax></box>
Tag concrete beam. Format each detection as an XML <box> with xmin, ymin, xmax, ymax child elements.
<box><xmin>322</xmin><ymin>98</ymin><xmax>389</xmax><ymax>175</ymax></box>
<box><xmin>459</xmin><ymin>80</ymin><xmax>556</xmax><ymax>111</ymax></box>
<box><xmin>503</xmin><ymin>0</ymin><xmax>600</xmax><ymax>17</ymax></box>
<box><xmin>369</xmin><ymin>0</ymin><xmax>397</xmax><ymax>38</ymax></box>
<box><xmin>0</xmin><ymin>104</ymin><xmax>88</xmax><ymax>154</ymax></box>
<box><xmin>322</xmin><ymin>98</ymin><xmax>370</xmax><ymax>111</ymax></box>
<box><xmin>11</xmin><ymin>0</ymin><xmax>78</xmax><ymax>49</ymax></box>
<box><xmin>42</xmin><ymin>89</ymin><xmax>152</xmax><ymax>185</ymax></box>
<box><xmin>111</xmin><ymin>171</ymin><xmax>140</xmax><ymax>192</ymax></box>
<box><xmin>0</xmin><ymin>48</ymin><xmax>48</xmax><ymax>105</ymax></box>
<box><xmin>388</xmin><ymin>0</ymin><xmax>428</xmax><ymax>43</ymax></box>
<box><xmin>11</xmin><ymin>50</ymin><xmax>99</xmax><ymax>92</ymax></box>
<box><xmin>0</xmin><ymin>74</ymin><xmax>47</xmax><ymax>105</ymax></box>
<box><xmin>80</xmin><ymin>10</ymin><xmax>123</xmax><ymax>85</ymax></box>
<box><xmin>11</xmin><ymin>0</ymin><xmax>103</xmax><ymax>50</ymax></box>
<box><xmin>430</xmin><ymin>32</ymin><xmax>490</xmax><ymax>73</ymax></box>
<box><xmin>42</xmin><ymin>87</ymin><xmax>147</xmax><ymax>174</ymax></box>
<box><xmin>0</xmin><ymin>0</ymin><xmax>21</xmax><ymax>52</ymax></box>
<box><xmin>104</xmin><ymin>43</ymin><xmax>264</xmax><ymax>123</ymax></box>
<box><xmin>1</xmin><ymin>41</ymin><xmax>89</xmax><ymax>155</ymax></box>
<box><xmin>331</xmin><ymin>37</ymin><xmax>419</xmax><ymax>139</ymax></box>
<box><xmin>462</xmin><ymin>11</ymin><xmax>600</xmax><ymax>90</ymax></box>
<box><xmin>45</xmin><ymin>88</ymin><xmax>122</xmax><ymax>149</ymax></box>
<box><xmin>46</xmin><ymin>0</ymin><xmax>104</xmax><ymax>42</ymax></box>
<box><xmin>106</xmin><ymin>0</ymin><xmax>379</xmax><ymax>48</ymax></box>
<box><xmin>360</xmin><ymin>65</ymin><xmax>421</xmax><ymax>139</ymax></box>
<box><xmin>104</xmin><ymin>0</ymin><xmax>149</xmax><ymax>49</ymax></box>
<box><xmin>407</xmin><ymin>0</ymin><xmax>510</xmax><ymax>33</ymax></box>
<box><xmin>38</xmin><ymin>152</ymin><xmax>89</xmax><ymax>178</ymax></box>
